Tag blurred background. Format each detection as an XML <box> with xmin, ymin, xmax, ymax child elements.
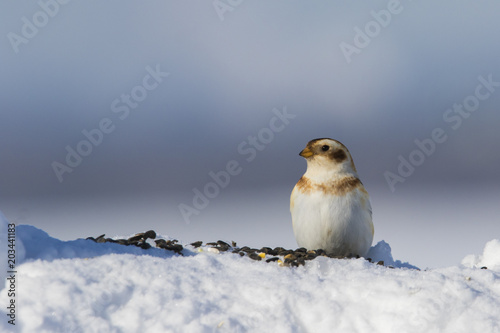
<box><xmin>1</xmin><ymin>1</ymin><xmax>499</xmax><ymax>268</ymax></box>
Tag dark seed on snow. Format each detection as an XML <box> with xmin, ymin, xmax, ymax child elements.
<box><xmin>154</xmin><ymin>239</ymin><xmax>182</xmax><ymax>254</ymax></box>
<box><xmin>216</xmin><ymin>244</ymin><xmax>230</xmax><ymax>252</ymax></box>
<box><xmin>284</xmin><ymin>258</ymin><xmax>295</xmax><ymax>264</ymax></box>
<box><xmin>140</xmin><ymin>242</ymin><xmax>151</xmax><ymax>250</ymax></box>
<box><xmin>278</xmin><ymin>249</ymin><xmax>293</xmax><ymax>256</ymax></box>
<box><xmin>155</xmin><ymin>239</ymin><xmax>169</xmax><ymax>250</ymax></box>
<box><xmin>127</xmin><ymin>234</ymin><xmax>144</xmax><ymax>243</ymax></box>
<box><xmin>305</xmin><ymin>253</ymin><xmax>318</xmax><ymax>260</ymax></box>
<box><xmin>259</xmin><ymin>247</ymin><xmax>273</xmax><ymax>254</ymax></box>
<box><xmin>143</xmin><ymin>230</ymin><xmax>156</xmax><ymax>239</ymax></box>
<box><xmin>267</xmin><ymin>249</ymin><xmax>278</xmax><ymax>256</ymax></box>
<box><xmin>95</xmin><ymin>234</ymin><xmax>106</xmax><ymax>243</ymax></box>
<box><xmin>366</xmin><ymin>258</ymin><xmax>372</xmax><ymax>263</ymax></box>
<box><xmin>266</xmin><ymin>257</ymin><xmax>280</xmax><ymax>263</ymax></box>
<box><xmin>481</xmin><ymin>266</ymin><xmax>488</xmax><ymax>270</ymax></box>
<box><xmin>170</xmin><ymin>244</ymin><xmax>183</xmax><ymax>253</ymax></box>
<box><xmin>248</xmin><ymin>253</ymin><xmax>262</xmax><ymax>261</ymax></box>
<box><xmin>377</xmin><ymin>261</ymin><xmax>384</xmax><ymax>266</ymax></box>
<box><xmin>316</xmin><ymin>249</ymin><xmax>326</xmax><ymax>256</ymax></box>
<box><xmin>191</xmin><ymin>241</ymin><xmax>203</xmax><ymax>248</ymax></box>
<box><xmin>231</xmin><ymin>241</ymin><xmax>237</xmax><ymax>247</ymax></box>
<box><xmin>155</xmin><ymin>239</ymin><xmax>167</xmax><ymax>247</ymax></box>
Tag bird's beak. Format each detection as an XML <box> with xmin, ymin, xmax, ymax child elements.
<box><xmin>299</xmin><ymin>147</ymin><xmax>314</xmax><ymax>158</ymax></box>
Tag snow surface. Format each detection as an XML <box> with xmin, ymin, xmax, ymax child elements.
<box><xmin>1</xmin><ymin>211</ymin><xmax>500</xmax><ymax>333</ymax></box>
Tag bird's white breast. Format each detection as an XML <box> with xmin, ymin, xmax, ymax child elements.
<box><xmin>290</xmin><ymin>184</ymin><xmax>373</xmax><ymax>257</ymax></box>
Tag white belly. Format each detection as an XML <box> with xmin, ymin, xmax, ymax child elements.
<box><xmin>291</xmin><ymin>187</ymin><xmax>373</xmax><ymax>257</ymax></box>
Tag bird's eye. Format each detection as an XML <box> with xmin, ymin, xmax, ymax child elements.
<box><xmin>321</xmin><ymin>145</ymin><xmax>329</xmax><ymax>152</ymax></box>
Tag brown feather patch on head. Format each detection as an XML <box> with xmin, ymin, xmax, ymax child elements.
<box><xmin>331</xmin><ymin>149</ymin><xmax>347</xmax><ymax>163</ymax></box>
<box><xmin>295</xmin><ymin>175</ymin><xmax>363</xmax><ymax>196</ymax></box>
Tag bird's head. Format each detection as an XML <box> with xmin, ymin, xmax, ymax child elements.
<box><xmin>299</xmin><ymin>138</ymin><xmax>358</xmax><ymax>178</ymax></box>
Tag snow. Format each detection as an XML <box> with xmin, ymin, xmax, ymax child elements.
<box><xmin>462</xmin><ymin>239</ymin><xmax>500</xmax><ymax>270</ymax></box>
<box><xmin>1</xmin><ymin>212</ymin><xmax>500</xmax><ymax>332</ymax></box>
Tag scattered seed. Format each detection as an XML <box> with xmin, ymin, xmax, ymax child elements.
<box><xmin>305</xmin><ymin>253</ymin><xmax>318</xmax><ymax>260</ymax></box>
<box><xmin>155</xmin><ymin>239</ymin><xmax>167</xmax><ymax>247</ymax></box>
<box><xmin>155</xmin><ymin>239</ymin><xmax>183</xmax><ymax>255</ymax></box>
<box><xmin>95</xmin><ymin>234</ymin><xmax>106</xmax><ymax>243</ymax></box>
<box><xmin>140</xmin><ymin>242</ymin><xmax>151</xmax><ymax>250</ymax></box>
<box><xmin>315</xmin><ymin>249</ymin><xmax>326</xmax><ymax>256</ymax></box>
<box><xmin>88</xmin><ymin>231</ymin><xmax>417</xmax><ymax>269</ymax></box>
<box><xmin>259</xmin><ymin>247</ymin><xmax>273</xmax><ymax>255</ymax></box>
<box><xmin>278</xmin><ymin>249</ymin><xmax>293</xmax><ymax>256</ymax></box>
<box><xmin>217</xmin><ymin>240</ymin><xmax>230</xmax><ymax>247</ymax></box>
<box><xmin>266</xmin><ymin>257</ymin><xmax>280</xmax><ymax>263</ymax></box>
<box><xmin>248</xmin><ymin>253</ymin><xmax>262</xmax><ymax>261</ymax></box>
<box><xmin>143</xmin><ymin>230</ymin><xmax>156</xmax><ymax>239</ymax></box>
<box><xmin>127</xmin><ymin>234</ymin><xmax>144</xmax><ymax>243</ymax></box>
<box><xmin>190</xmin><ymin>241</ymin><xmax>203</xmax><ymax>248</ymax></box>
<box><xmin>116</xmin><ymin>239</ymin><xmax>129</xmax><ymax>245</ymax></box>
<box><xmin>216</xmin><ymin>243</ymin><xmax>230</xmax><ymax>252</ymax></box>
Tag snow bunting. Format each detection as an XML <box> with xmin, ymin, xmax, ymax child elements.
<box><xmin>290</xmin><ymin>138</ymin><xmax>373</xmax><ymax>257</ymax></box>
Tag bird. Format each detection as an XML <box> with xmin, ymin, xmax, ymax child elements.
<box><xmin>290</xmin><ymin>138</ymin><xmax>373</xmax><ymax>257</ymax></box>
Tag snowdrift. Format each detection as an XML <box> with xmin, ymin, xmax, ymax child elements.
<box><xmin>1</xmin><ymin>211</ymin><xmax>500</xmax><ymax>333</ymax></box>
